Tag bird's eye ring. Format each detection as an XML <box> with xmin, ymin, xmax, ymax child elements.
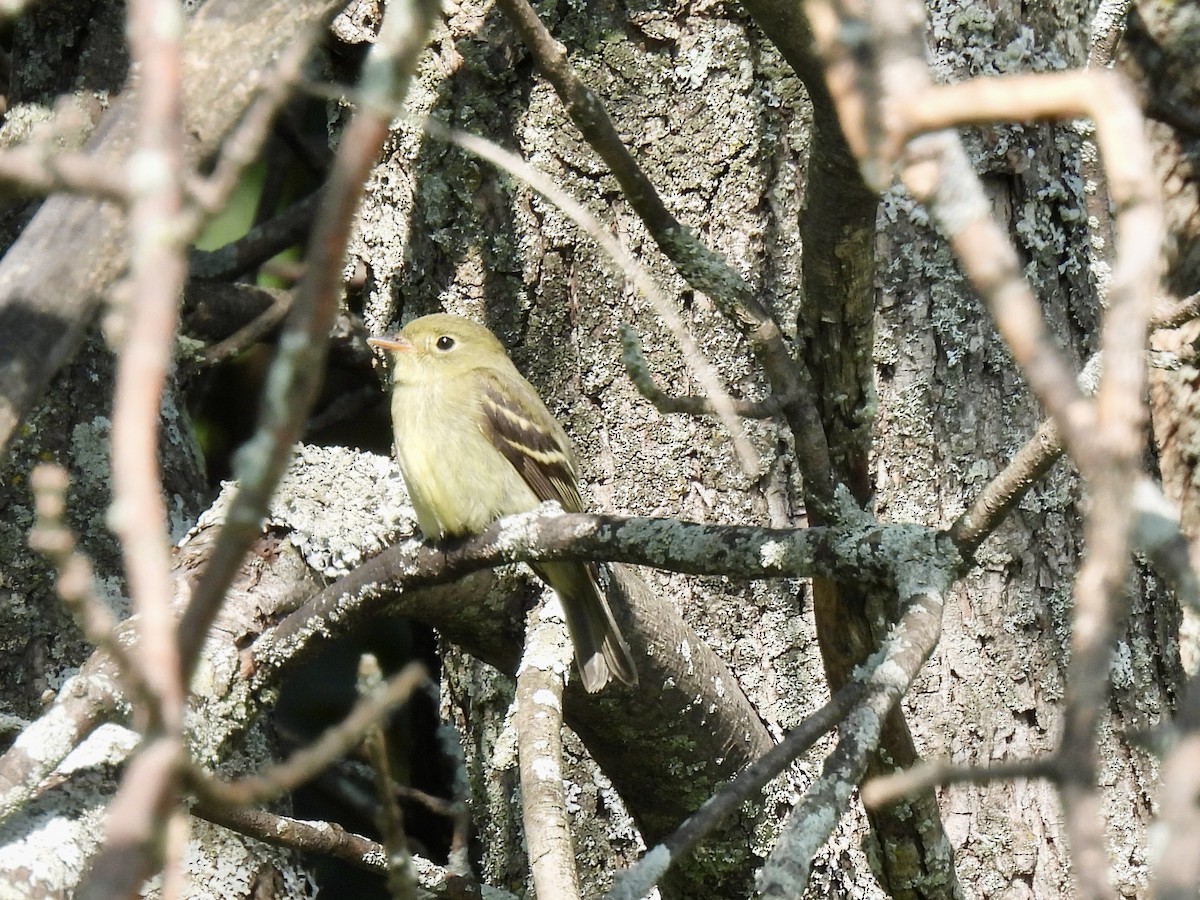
<box><xmin>436</xmin><ymin>335</ymin><xmax>456</xmax><ymax>351</ymax></box>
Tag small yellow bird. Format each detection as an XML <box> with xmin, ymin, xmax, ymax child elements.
<box><xmin>368</xmin><ymin>314</ymin><xmax>638</xmax><ymax>692</ymax></box>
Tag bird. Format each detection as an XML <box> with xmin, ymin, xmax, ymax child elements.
<box><xmin>368</xmin><ymin>313</ymin><xmax>638</xmax><ymax>692</ymax></box>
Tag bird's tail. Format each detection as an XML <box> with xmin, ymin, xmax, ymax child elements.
<box><xmin>536</xmin><ymin>561</ymin><xmax>638</xmax><ymax>692</ymax></box>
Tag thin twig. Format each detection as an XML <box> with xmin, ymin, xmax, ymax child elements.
<box><xmin>358</xmin><ymin>654</ymin><xmax>418</xmax><ymax>900</ymax></box>
<box><xmin>618</xmin><ymin>325</ymin><xmax>795</xmax><ymax>420</ymax></box>
<box><xmin>28</xmin><ymin>465</ymin><xmax>146</xmax><ymax>699</ymax></box>
<box><xmin>199</xmin><ymin>290</ymin><xmax>293</xmax><ymax>365</ymax></box>
<box><xmin>192</xmin><ymin>802</ymin><xmax>508</xmax><ymax>897</ymax></box>
<box><xmin>1152</xmin><ymin>290</ymin><xmax>1200</xmax><ymax>331</ymax></box>
<box><xmin>952</xmin><ymin>283</ymin><xmax>1200</xmax><ymax>555</ymax></box>
<box><xmin>861</xmin><ymin>757</ymin><xmax>1057</xmax><ymax>809</ymax></box>
<box><xmin>1088</xmin><ymin>0</ymin><xmax>1132</xmax><ymax>67</ymax></box>
<box><xmin>188</xmin><ymin>191</ymin><xmax>321</xmax><ymax>280</ymax></box>
<box><xmin>111</xmin><ymin>0</ymin><xmax>188</xmax><ymax>733</ymax></box>
<box><xmin>82</xmin><ymin>0</ymin><xmax>191</xmax><ymax>892</ymax></box>
<box><xmin>193</xmin><ymin>802</ymin><xmax>388</xmax><ymax>871</ymax></box>
<box><xmin>950</xmin><ymin>354</ymin><xmax>1101</xmax><ymax>554</ymax></box>
<box><xmin>190</xmin><ymin>662</ymin><xmax>428</xmax><ymax>808</ymax></box>
<box><xmin>606</xmin><ymin>680</ymin><xmax>861</xmax><ymax>900</ymax></box>
<box><xmin>75</xmin><ymin>736</ymin><xmax>183</xmax><ymax>900</ymax></box>
<box><xmin>0</xmin><ymin>147</ymin><xmax>130</xmax><ymax>202</ymax></box>
<box><xmin>1147</xmin><ymin>676</ymin><xmax>1200</xmax><ymax>898</ymax></box>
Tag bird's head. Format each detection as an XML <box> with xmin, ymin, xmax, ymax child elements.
<box><xmin>368</xmin><ymin>313</ymin><xmax>511</xmax><ymax>382</ymax></box>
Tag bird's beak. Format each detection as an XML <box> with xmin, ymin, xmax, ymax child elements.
<box><xmin>367</xmin><ymin>335</ymin><xmax>414</xmax><ymax>353</ymax></box>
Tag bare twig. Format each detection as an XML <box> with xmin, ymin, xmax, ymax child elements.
<box><xmin>193</xmin><ymin>802</ymin><xmax>388</xmax><ymax>871</ymax></box>
<box><xmin>28</xmin><ymin>465</ymin><xmax>143</xmax><ymax>693</ymax></box>
<box><xmin>758</xmin><ymin>572</ymin><xmax>951</xmax><ymax>896</ymax></box>
<box><xmin>1153</xmin><ymin>290</ymin><xmax>1200</xmax><ymax>331</ymax></box>
<box><xmin>190</xmin><ymin>662</ymin><xmax>428</xmax><ymax>808</ymax></box>
<box><xmin>199</xmin><ymin>290</ymin><xmax>293</xmax><ymax>366</ymax></box>
<box><xmin>516</xmin><ymin>600</ymin><xmax>580</xmax><ymax>900</ymax></box>
<box><xmin>176</xmin><ymin>0</ymin><xmax>442</xmax><ymax>683</ymax></box>
<box><xmin>75</xmin><ymin>737</ymin><xmax>182</xmax><ymax>900</ymax></box>
<box><xmin>950</xmin><ymin>354</ymin><xmax>1101</xmax><ymax>554</ymax></box>
<box><xmin>1147</xmin><ymin>680</ymin><xmax>1200</xmax><ymax>898</ymax></box>
<box><xmin>188</xmin><ymin>191</ymin><xmax>320</xmax><ymax>280</ymax></box>
<box><xmin>357</xmin><ymin>654</ymin><xmax>418</xmax><ymax>900</ymax></box>
<box><xmin>606</xmin><ymin>680</ymin><xmax>861</xmax><ymax>900</ymax></box>
<box><xmin>861</xmin><ymin>757</ymin><xmax>1057</xmax><ymax>809</ymax></box>
<box><xmin>0</xmin><ymin>147</ymin><xmax>129</xmax><ymax>202</ymax></box>
<box><xmin>1082</xmin><ymin>0</ymin><xmax>1132</xmax><ymax>280</ymax></box>
<box><xmin>618</xmin><ymin>325</ymin><xmax>795</xmax><ymax>420</ymax></box>
<box><xmin>192</xmin><ymin>802</ymin><xmax>510</xmax><ymax>898</ymax></box>
<box><xmin>77</xmin><ymin>1</ymin><xmax>190</xmax><ymax>892</ymax></box>
<box><xmin>110</xmin><ymin>0</ymin><xmax>189</xmax><ymax>732</ymax></box>
<box><xmin>161</xmin><ymin>809</ymin><xmax>191</xmax><ymax>900</ymax></box>
<box><xmin>953</xmin><ymin>284</ymin><xmax>1200</xmax><ymax>557</ymax></box>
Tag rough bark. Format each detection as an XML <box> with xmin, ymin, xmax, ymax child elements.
<box><xmin>871</xmin><ymin>1</ymin><xmax>1178</xmax><ymax>896</ymax></box>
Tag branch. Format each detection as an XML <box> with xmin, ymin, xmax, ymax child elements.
<box><xmin>111</xmin><ymin>0</ymin><xmax>188</xmax><ymax>731</ymax></box>
<box><xmin>191</xmin><ymin>663</ymin><xmax>428</xmax><ymax>808</ymax></box>
<box><xmin>27</xmin><ymin>465</ymin><xmax>144</xmax><ymax>699</ymax></box>
<box><xmin>0</xmin><ymin>146</ymin><xmax>129</xmax><ymax>202</ymax></box>
<box><xmin>257</xmin><ymin>511</ymin><xmax>959</xmax><ymax>650</ymax></box>
<box><xmin>77</xmin><ymin>0</ymin><xmax>191</xmax><ymax>890</ymax></box>
<box><xmin>759</xmin><ymin>574</ymin><xmax>951</xmax><ymax>896</ymax></box>
<box><xmin>357</xmin><ymin>655</ymin><xmax>419</xmax><ymax>900</ymax></box>
<box><xmin>250</xmin><ymin>508</ymin><xmax>780</xmax><ymax>878</ymax></box>
<box><xmin>606</xmin><ymin>680</ymin><xmax>861</xmax><ymax>900</ymax></box>
<box><xmin>861</xmin><ymin>757</ymin><xmax>1057</xmax><ymax>810</ymax></box>
<box><xmin>193</xmin><ymin>803</ymin><xmax>510</xmax><ymax>898</ymax></box>
<box><xmin>0</xmin><ymin>671</ymin><xmax>121</xmax><ymax>824</ymax></box>
<box><xmin>187</xmin><ymin>191</ymin><xmax>320</xmax><ymax>280</ymax></box>
<box><xmin>516</xmin><ymin>599</ymin><xmax>580</xmax><ymax>900</ymax></box>
<box><xmin>618</xmin><ymin>325</ymin><xmax>795</xmax><ymax>419</ymax></box>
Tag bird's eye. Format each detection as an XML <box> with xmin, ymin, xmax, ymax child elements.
<box><xmin>436</xmin><ymin>335</ymin><xmax>456</xmax><ymax>351</ymax></box>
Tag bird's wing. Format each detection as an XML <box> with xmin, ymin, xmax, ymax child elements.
<box><xmin>476</xmin><ymin>368</ymin><xmax>584</xmax><ymax>513</ymax></box>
